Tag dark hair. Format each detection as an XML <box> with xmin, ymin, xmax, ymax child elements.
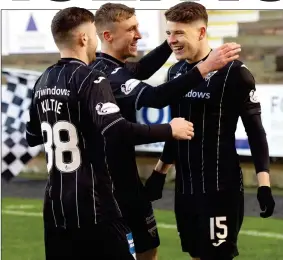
<box><xmin>51</xmin><ymin>7</ymin><xmax>95</xmax><ymax>45</ymax></box>
<box><xmin>94</xmin><ymin>3</ymin><xmax>135</xmax><ymax>32</ymax></box>
<box><xmin>165</xmin><ymin>2</ymin><xmax>208</xmax><ymax>25</ymax></box>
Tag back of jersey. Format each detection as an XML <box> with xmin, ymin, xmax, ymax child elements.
<box><xmin>29</xmin><ymin>58</ymin><xmax>121</xmax><ymax>228</ymax></box>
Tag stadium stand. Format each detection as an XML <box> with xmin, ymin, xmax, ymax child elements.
<box><xmin>224</xmin><ymin>10</ymin><xmax>283</xmax><ymax>83</ymax></box>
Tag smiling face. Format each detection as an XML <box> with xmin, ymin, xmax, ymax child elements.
<box><xmin>94</xmin><ymin>3</ymin><xmax>142</xmax><ymax>61</ymax></box>
<box><xmin>164</xmin><ymin>2</ymin><xmax>208</xmax><ymax>62</ymax></box>
<box><xmin>109</xmin><ymin>15</ymin><xmax>142</xmax><ymax>59</ymax></box>
<box><xmin>166</xmin><ymin>20</ymin><xmax>204</xmax><ymax>61</ymax></box>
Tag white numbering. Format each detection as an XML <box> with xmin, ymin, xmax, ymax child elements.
<box><xmin>41</xmin><ymin>121</ymin><xmax>81</xmax><ymax>173</ymax></box>
<box><xmin>210</xmin><ymin>216</ymin><xmax>228</xmax><ymax>247</ymax></box>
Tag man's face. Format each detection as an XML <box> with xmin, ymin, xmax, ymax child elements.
<box><xmin>85</xmin><ymin>22</ymin><xmax>98</xmax><ymax>63</ymax></box>
<box><xmin>110</xmin><ymin>15</ymin><xmax>142</xmax><ymax>59</ymax></box>
<box><xmin>166</xmin><ymin>21</ymin><xmax>203</xmax><ymax>62</ymax></box>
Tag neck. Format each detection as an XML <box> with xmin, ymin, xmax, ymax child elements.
<box><xmin>60</xmin><ymin>48</ymin><xmax>89</xmax><ymax>65</ymax></box>
<box><xmin>101</xmin><ymin>45</ymin><xmax>126</xmax><ymax>63</ymax></box>
<box><xmin>187</xmin><ymin>43</ymin><xmax>211</xmax><ymax>64</ymax></box>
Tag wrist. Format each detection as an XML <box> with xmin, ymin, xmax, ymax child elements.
<box><xmin>257</xmin><ymin>172</ymin><xmax>271</xmax><ymax>187</ymax></box>
<box><xmin>197</xmin><ymin>62</ymin><xmax>210</xmax><ymax>78</ymax></box>
<box><xmin>154</xmin><ymin>160</ymin><xmax>171</xmax><ymax>174</ymax></box>
<box><xmin>153</xmin><ymin>169</ymin><xmax>167</xmax><ymax>175</ymax></box>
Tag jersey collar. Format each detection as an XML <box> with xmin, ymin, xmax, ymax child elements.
<box><xmin>184</xmin><ymin>49</ymin><xmax>212</xmax><ymax>71</ymax></box>
<box><xmin>96</xmin><ymin>52</ymin><xmax>125</xmax><ymax>67</ymax></box>
<box><xmin>58</xmin><ymin>58</ymin><xmax>87</xmax><ymax>66</ymax></box>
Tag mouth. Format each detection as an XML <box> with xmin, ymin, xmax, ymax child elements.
<box><xmin>130</xmin><ymin>42</ymin><xmax>137</xmax><ymax>48</ymax></box>
<box><xmin>172</xmin><ymin>46</ymin><xmax>184</xmax><ymax>54</ymax></box>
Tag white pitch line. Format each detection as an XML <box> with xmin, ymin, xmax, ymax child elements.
<box><xmin>5</xmin><ymin>204</ymin><xmax>36</xmax><ymax>210</ymax></box>
<box><xmin>2</xmin><ymin>210</ymin><xmax>42</xmax><ymax>217</ymax></box>
<box><xmin>2</xmin><ymin>210</ymin><xmax>283</xmax><ymax>240</ymax></box>
<box><xmin>157</xmin><ymin>223</ymin><xmax>283</xmax><ymax>240</ymax></box>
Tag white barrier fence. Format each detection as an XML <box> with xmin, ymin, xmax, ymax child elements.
<box><xmin>136</xmin><ymin>85</ymin><xmax>283</xmax><ymax>158</ymax></box>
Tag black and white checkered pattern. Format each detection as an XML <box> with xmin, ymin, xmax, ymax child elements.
<box><xmin>2</xmin><ymin>68</ymin><xmax>43</xmax><ymax>181</ymax></box>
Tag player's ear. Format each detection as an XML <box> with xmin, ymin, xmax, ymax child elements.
<box><xmin>78</xmin><ymin>32</ymin><xmax>88</xmax><ymax>47</ymax></box>
<box><xmin>199</xmin><ymin>26</ymin><xmax>206</xmax><ymax>40</ymax></box>
<box><xmin>103</xmin><ymin>31</ymin><xmax>113</xmax><ymax>43</ymax></box>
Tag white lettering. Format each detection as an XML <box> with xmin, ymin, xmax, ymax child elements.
<box><xmin>35</xmin><ymin>86</ymin><xmax>70</xmax><ymax>100</ymax></box>
<box><xmin>41</xmin><ymin>100</ymin><xmax>46</xmax><ymax>113</ymax></box>
<box><xmin>186</xmin><ymin>89</ymin><xmax>210</xmax><ymax>99</ymax></box>
<box><xmin>41</xmin><ymin>99</ymin><xmax>63</xmax><ymax>114</ymax></box>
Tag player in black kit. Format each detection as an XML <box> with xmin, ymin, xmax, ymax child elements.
<box><xmin>146</xmin><ymin>2</ymin><xmax>276</xmax><ymax>260</ymax></box>
<box><xmin>91</xmin><ymin>3</ymin><xmax>241</xmax><ymax>260</ymax></box>
<box><xmin>25</xmin><ymin>7</ymin><xmax>195</xmax><ymax>260</ymax></box>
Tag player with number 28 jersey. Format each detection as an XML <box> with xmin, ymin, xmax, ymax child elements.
<box><xmin>26</xmin><ymin>57</ymin><xmax>177</xmax><ymax>259</ymax></box>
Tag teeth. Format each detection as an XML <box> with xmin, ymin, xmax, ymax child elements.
<box><xmin>173</xmin><ymin>47</ymin><xmax>183</xmax><ymax>51</ymax></box>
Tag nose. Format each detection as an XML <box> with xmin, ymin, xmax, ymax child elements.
<box><xmin>168</xmin><ymin>34</ymin><xmax>178</xmax><ymax>45</ymax></box>
<box><xmin>135</xmin><ymin>29</ymin><xmax>142</xmax><ymax>40</ymax></box>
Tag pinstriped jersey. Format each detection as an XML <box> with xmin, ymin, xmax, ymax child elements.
<box><xmin>163</xmin><ymin>59</ymin><xmax>261</xmax><ymax>195</ymax></box>
<box><xmin>26</xmin><ymin>58</ymin><xmax>123</xmax><ymax>228</ymax></box>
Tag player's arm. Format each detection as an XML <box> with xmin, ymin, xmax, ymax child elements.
<box><xmin>135</xmin><ymin>43</ymin><xmax>241</xmax><ymax>109</ymax></box>
<box><xmin>26</xmin><ymin>79</ymin><xmax>44</xmax><ymax>147</ymax></box>
<box><xmin>110</xmin><ymin>43</ymin><xmax>241</xmax><ymax>111</ymax></box>
<box><xmin>88</xmin><ymin>74</ymin><xmax>194</xmax><ymax>145</ymax></box>
<box><xmin>237</xmin><ymin>65</ymin><xmax>275</xmax><ymax>218</ymax></box>
<box><xmin>144</xmin><ymin>140</ymin><xmax>175</xmax><ymax>201</ymax></box>
<box><xmin>110</xmin><ymin>65</ymin><xmax>205</xmax><ymax>111</ymax></box>
<box><xmin>144</xmin><ymin>103</ymin><xmax>177</xmax><ymax>201</ymax></box>
<box><xmin>125</xmin><ymin>40</ymin><xmax>172</xmax><ymax>80</ymax></box>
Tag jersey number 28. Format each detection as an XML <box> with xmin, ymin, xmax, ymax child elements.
<box><xmin>41</xmin><ymin>121</ymin><xmax>81</xmax><ymax>173</ymax></box>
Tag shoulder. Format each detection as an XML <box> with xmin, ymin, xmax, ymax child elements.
<box><xmin>75</xmin><ymin>66</ymin><xmax>108</xmax><ymax>89</ymax></box>
<box><xmin>217</xmin><ymin>60</ymin><xmax>254</xmax><ymax>83</ymax></box>
<box><xmin>89</xmin><ymin>58</ymin><xmax>117</xmax><ymax>77</ymax></box>
<box><xmin>221</xmin><ymin>60</ymin><xmax>251</xmax><ymax>74</ymax></box>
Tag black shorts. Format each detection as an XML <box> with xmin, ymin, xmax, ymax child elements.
<box><xmin>119</xmin><ymin>199</ymin><xmax>160</xmax><ymax>254</ymax></box>
<box><xmin>175</xmin><ymin>191</ymin><xmax>244</xmax><ymax>260</ymax></box>
<box><xmin>44</xmin><ymin>218</ymin><xmax>136</xmax><ymax>260</ymax></box>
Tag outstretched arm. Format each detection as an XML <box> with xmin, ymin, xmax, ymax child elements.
<box><xmin>126</xmin><ymin>40</ymin><xmax>172</xmax><ymax>80</ymax></box>
<box><xmin>89</xmin><ymin>74</ymin><xmax>194</xmax><ymax>145</ymax></box>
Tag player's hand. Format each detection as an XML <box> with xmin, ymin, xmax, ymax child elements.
<box><xmin>170</xmin><ymin>118</ymin><xmax>194</xmax><ymax>140</ymax></box>
<box><xmin>257</xmin><ymin>186</ymin><xmax>275</xmax><ymax>218</ymax></box>
<box><xmin>144</xmin><ymin>170</ymin><xmax>166</xmax><ymax>201</ymax></box>
<box><xmin>198</xmin><ymin>42</ymin><xmax>241</xmax><ymax>75</ymax></box>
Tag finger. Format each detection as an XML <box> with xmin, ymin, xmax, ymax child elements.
<box><xmin>265</xmin><ymin>206</ymin><xmax>274</xmax><ymax>217</ymax></box>
<box><xmin>222</xmin><ymin>44</ymin><xmax>241</xmax><ymax>54</ymax></box>
<box><xmin>225</xmin><ymin>48</ymin><xmax>241</xmax><ymax>58</ymax></box>
<box><xmin>187</xmin><ymin>130</ymin><xmax>194</xmax><ymax>137</ymax></box>
<box><xmin>185</xmin><ymin>122</ymin><xmax>194</xmax><ymax>129</ymax></box>
<box><xmin>220</xmin><ymin>42</ymin><xmax>237</xmax><ymax>50</ymax></box>
<box><xmin>186</xmin><ymin>121</ymin><xmax>193</xmax><ymax>127</ymax></box>
<box><xmin>260</xmin><ymin>206</ymin><xmax>273</xmax><ymax>218</ymax></box>
<box><xmin>179</xmin><ymin>134</ymin><xmax>190</xmax><ymax>140</ymax></box>
<box><xmin>225</xmin><ymin>55</ymin><xmax>240</xmax><ymax>64</ymax></box>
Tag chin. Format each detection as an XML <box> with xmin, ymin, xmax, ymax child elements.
<box><xmin>129</xmin><ymin>51</ymin><xmax>138</xmax><ymax>57</ymax></box>
<box><xmin>174</xmin><ymin>53</ymin><xmax>187</xmax><ymax>61</ymax></box>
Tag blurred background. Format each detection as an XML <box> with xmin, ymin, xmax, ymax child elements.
<box><xmin>2</xmin><ymin>9</ymin><xmax>283</xmax><ymax>260</ymax></box>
